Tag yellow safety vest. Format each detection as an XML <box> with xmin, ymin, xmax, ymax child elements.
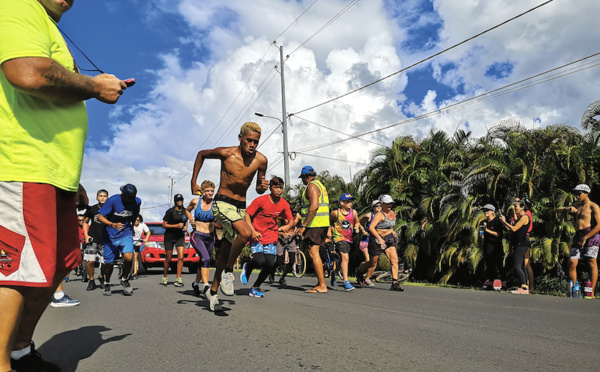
<box><xmin>300</xmin><ymin>179</ymin><xmax>330</xmax><ymax>228</ymax></box>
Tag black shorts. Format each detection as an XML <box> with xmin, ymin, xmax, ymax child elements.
<box><xmin>304</xmin><ymin>227</ymin><xmax>328</xmax><ymax>247</ymax></box>
<box><xmin>134</xmin><ymin>244</ymin><xmax>141</xmax><ymax>253</ymax></box>
<box><xmin>164</xmin><ymin>236</ymin><xmax>185</xmax><ymax>250</ymax></box>
<box><xmin>368</xmin><ymin>234</ymin><xmax>396</xmax><ymax>256</ymax></box>
<box><xmin>335</xmin><ymin>240</ymin><xmax>352</xmax><ymax>254</ymax></box>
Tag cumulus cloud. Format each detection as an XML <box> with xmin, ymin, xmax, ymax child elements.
<box><xmin>80</xmin><ymin>0</ymin><xmax>600</xmax><ymax>218</ymax></box>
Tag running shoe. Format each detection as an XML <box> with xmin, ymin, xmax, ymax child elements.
<box><xmin>249</xmin><ymin>287</ymin><xmax>265</xmax><ymax>298</ymax></box>
<box><xmin>240</xmin><ymin>262</ymin><xmax>248</xmax><ymax>285</ymax></box>
<box><xmin>511</xmin><ymin>287</ymin><xmax>530</xmax><ymax>295</ymax></box>
<box><xmin>206</xmin><ymin>290</ymin><xmax>222</xmax><ymax>312</ymax></box>
<box><xmin>390</xmin><ymin>282</ymin><xmax>404</xmax><ymax>292</ymax></box>
<box><xmin>268</xmin><ymin>273</ymin><xmax>275</xmax><ymax>284</ymax></box>
<box><xmin>279</xmin><ymin>277</ymin><xmax>287</xmax><ymax>286</ymax></box>
<box><xmin>192</xmin><ymin>282</ymin><xmax>200</xmax><ymax>297</ymax></box>
<box><xmin>162</xmin><ymin>277</ymin><xmax>168</xmax><ymax>286</ymax></box>
<box><xmin>330</xmin><ymin>274</ymin><xmax>337</xmax><ymax>287</ymax></box>
<box><xmin>63</xmin><ymin>276</ymin><xmax>69</xmax><ymax>282</ymax></box>
<box><xmin>121</xmin><ymin>279</ymin><xmax>133</xmax><ymax>295</ymax></box>
<box><xmin>103</xmin><ymin>283</ymin><xmax>111</xmax><ymax>296</ymax></box>
<box><xmin>174</xmin><ymin>277</ymin><xmax>184</xmax><ymax>287</ymax></box>
<box><xmin>86</xmin><ymin>279</ymin><xmax>96</xmax><ymax>291</ymax></box>
<box><xmin>10</xmin><ymin>342</ymin><xmax>60</xmax><ymax>372</ymax></box>
<box><xmin>343</xmin><ymin>280</ymin><xmax>355</xmax><ymax>291</ymax></box>
<box><xmin>220</xmin><ymin>271</ymin><xmax>235</xmax><ymax>296</ymax></box>
<box><xmin>355</xmin><ymin>269</ymin><xmax>365</xmax><ymax>286</ymax></box>
<box><xmin>364</xmin><ymin>279</ymin><xmax>375</xmax><ymax>287</ymax></box>
<box><xmin>50</xmin><ymin>295</ymin><xmax>80</xmax><ymax>308</ymax></box>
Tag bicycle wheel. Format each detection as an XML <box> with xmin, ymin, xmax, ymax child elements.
<box><xmin>375</xmin><ymin>272</ymin><xmax>393</xmax><ymax>283</ymax></box>
<box><xmin>397</xmin><ymin>272</ymin><xmax>409</xmax><ymax>282</ymax></box>
<box><xmin>293</xmin><ymin>251</ymin><xmax>306</xmax><ymax>278</ymax></box>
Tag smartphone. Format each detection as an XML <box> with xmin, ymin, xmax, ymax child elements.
<box><xmin>123</xmin><ymin>78</ymin><xmax>136</xmax><ymax>87</ymax></box>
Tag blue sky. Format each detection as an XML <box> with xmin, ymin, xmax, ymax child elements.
<box><xmin>56</xmin><ymin>0</ymin><xmax>600</xmax><ymax>220</ymax></box>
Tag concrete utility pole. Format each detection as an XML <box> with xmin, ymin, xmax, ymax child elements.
<box><xmin>279</xmin><ymin>45</ymin><xmax>290</xmax><ymax>188</ymax></box>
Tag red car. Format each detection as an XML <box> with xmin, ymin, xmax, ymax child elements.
<box><xmin>139</xmin><ymin>222</ymin><xmax>200</xmax><ymax>273</ymax></box>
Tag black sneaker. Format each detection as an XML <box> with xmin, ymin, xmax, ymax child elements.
<box><xmin>268</xmin><ymin>273</ymin><xmax>275</xmax><ymax>284</ymax></box>
<box><xmin>121</xmin><ymin>279</ymin><xmax>133</xmax><ymax>296</ymax></box>
<box><xmin>103</xmin><ymin>283</ymin><xmax>111</xmax><ymax>296</ymax></box>
<box><xmin>390</xmin><ymin>282</ymin><xmax>404</xmax><ymax>291</ymax></box>
<box><xmin>98</xmin><ymin>276</ymin><xmax>105</xmax><ymax>289</ymax></box>
<box><xmin>279</xmin><ymin>277</ymin><xmax>287</xmax><ymax>286</ymax></box>
<box><xmin>10</xmin><ymin>342</ymin><xmax>60</xmax><ymax>372</ymax></box>
<box><xmin>86</xmin><ymin>280</ymin><xmax>96</xmax><ymax>291</ymax></box>
<box><xmin>192</xmin><ymin>282</ymin><xmax>200</xmax><ymax>297</ymax></box>
<box><xmin>355</xmin><ymin>269</ymin><xmax>365</xmax><ymax>286</ymax></box>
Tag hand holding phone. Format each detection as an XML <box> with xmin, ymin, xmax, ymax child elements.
<box><xmin>123</xmin><ymin>78</ymin><xmax>136</xmax><ymax>87</ymax></box>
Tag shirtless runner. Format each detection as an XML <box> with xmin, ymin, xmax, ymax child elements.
<box><xmin>558</xmin><ymin>184</ymin><xmax>600</xmax><ymax>297</ymax></box>
<box><xmin>191</xmin><ymin>122</ymin><xmax>268</xmax><ymax>311</ymax></box>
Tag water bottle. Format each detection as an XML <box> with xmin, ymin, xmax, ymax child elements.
<box><xmin>583</xmin><ymin>280</ymin><xmax>593</xmax><ymax>299</ymax></box>
<box><xmin>479</xmin><ymin>225</ymin><xmax>485</xmax><ymax>240</ymax></box>
<box><xmin>573</xmin><ymin>281</ymin><xmax>582</xmax><ymax>299</ymax></box>
<box><xmin>567</xmin><ymin>279</ymin><xmax>574</xmax><ymax>298</ymax></box>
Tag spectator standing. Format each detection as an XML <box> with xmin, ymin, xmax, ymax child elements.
<box><xmin>132</xmin><ymin>215</ymin><xmax>150</xmax><ymax>279</ymax></box>
<box><xmin>0</xmin><ymin>0</ymin><xmax>127</xmax><ymax>370</ymax></box>
<box><xmin>481</xmin><ymin>204</ymin><xmax>505</xmax><ymax>290</ymax></box>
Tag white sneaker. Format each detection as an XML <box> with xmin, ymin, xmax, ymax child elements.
<box><xmin>206</xmin><ymin>290</ymin><xmax>222</xmax><ymax>312</ymax></box>
<box><xmin>220</xmin><ymin>271</ymin><xmax>235</xmax><ymax>296</ymax></box>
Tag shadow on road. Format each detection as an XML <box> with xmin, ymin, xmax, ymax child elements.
<box><xmin>37</xmin><ymin>326</ymin><xmax>130</xmax><ymax>372</ymax></box>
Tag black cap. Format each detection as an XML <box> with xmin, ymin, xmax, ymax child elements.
<box><xmin>174</xmin><ymin>194</ymin><xmax>184</xmax><ymax>202</ymax></box>
<box><xmin>120</xmin><ymin>184</ymin><xmax>137</xmax><ymax>197</ymax></box>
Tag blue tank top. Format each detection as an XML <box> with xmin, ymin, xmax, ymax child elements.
<box><xmin>195</xmin><ymin>202</ymin><xmax>215</xmax><ymax>223</ymax></box>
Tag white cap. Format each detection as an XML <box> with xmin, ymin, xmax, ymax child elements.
<box><xmin>482</xmin><ymin>204</ymin><xmax>495</xmax><ymax>212</ymax></box>
<box><xmin>573</xmin><ymin>184</ymin><xmax>591</xmax><ymax>193</ymax></box>
<box><xmin>371</xmin><ymin>200</ymin><xmax>381</xmax><ymax>207</ymax></box>
<box><xmin>380</xmin><ymin>195</ymin><xmax>394</xmax><ymax>204</ymax></box>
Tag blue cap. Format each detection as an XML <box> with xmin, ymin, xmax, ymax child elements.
<box><xmin>298</xmin><ymin>165</ymin><xmax>315</xmax><ymax>178</ymax></box>
<box><xmin>340</xmin><ymin>193</ymin><xmax>355</xmax><ymax>201</ymax></box>
<box><xmin>120</xmin><ymin>184</ymin><xmax>137</xmax><ymax>197</ymax></box>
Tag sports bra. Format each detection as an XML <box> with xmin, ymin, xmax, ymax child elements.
<box><xmin>376</xmin><ymin>211</ymin><xmax>396</xmax><ymax>230</ymax></box>
<box><xmin>195</xmin><ymin>201</ymin><xmax>215</xmax><ymax>223</ymax></box>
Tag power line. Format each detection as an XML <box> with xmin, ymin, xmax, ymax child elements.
<box><xmin>292</xmin><ymin>0</ymin><xmax>555</xmax><ymax>115</ymax></box>
<box><xmin>294</xmin><ymin>151</ymin><xmax>369</xmax><ymax>166</ymax></box>
<box><xmin>288</xmin><ymin>0</ymin><xmax>360</xmax><ymax>56</ymax></box>
<box><xmin>273</xmin><ymin>0</ymin><xmax>321</xmax><ymax>42</ymax></box>
<box><xmin>292</xmin><ymin>114</ymin><xmax>386</xmax><ymax>147</ymax></box>
<box><xmin>294</xmin><ymin>51</ymin><xmax>600</xmax><ymax>153</ymax></box>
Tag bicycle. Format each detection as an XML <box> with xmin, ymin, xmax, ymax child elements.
<box><xmin>371</xmin><ymin>263</ymin><xmax>411</xmax><ymax>283</ymax></box>
<box><xmin>292</xmin><ymin>248</ymin><xmax>307</xmax><ymax>278</ymax></box>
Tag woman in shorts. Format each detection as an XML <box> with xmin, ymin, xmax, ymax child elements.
<box><xmin>356</xmin><ymin>195</ymin><xmax>403</xmax><ymax>291</ymax></box>
<box><xmin>132</xmin><ymin>215</ymin><xmax>150</xmax><ymax>278</ymax></box>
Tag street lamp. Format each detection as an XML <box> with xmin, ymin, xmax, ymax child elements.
<box><xmin>255</xmin><ymin>112</ymin><xmax>290</xmax><ymax>188</ymax></box>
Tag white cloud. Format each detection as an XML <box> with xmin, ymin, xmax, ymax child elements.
<box><xmin>81</xmin><ymin>0</ymin><xmax>600</xmax><ymax>216</ymax></box>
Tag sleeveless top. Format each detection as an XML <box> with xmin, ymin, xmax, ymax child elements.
<box><xmin>333</xmin><ymin>209</ymin><xmax>355</xmax><ymax>243</ymax></box>
<box><xmin>195</xmin><ymin>201</ymin><xmax>215</xmax><ymax>223</ymax></box>
<box><xmin>511</xmin><ymin>215</ymin><xmax>531</xmax><ymax>247</ymax></box>
<box><xmin>376</xmin><ymin>210</ymin><xmax>396</xmax><ymax>230</ymax></box>
<box><xmin>300</xmin><ymin>179</ymin><xmax>330</xmax><ymax>228</ymax></box>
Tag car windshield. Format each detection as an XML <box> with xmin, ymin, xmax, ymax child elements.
<box><xmin>146</xmin><ymin>224</ymin><xmax>189</xmax><ymax>236</ymax></box>
<box><xmin>147</xmin><ymin>225</ymin><xmax>166</xmax><ymax>236</ymax></box>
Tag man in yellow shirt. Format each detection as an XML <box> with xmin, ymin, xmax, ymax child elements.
<box><xmin>0</xmin><ymin>1</ymin><xmax>128</xmax><ymax>370</ymax></box>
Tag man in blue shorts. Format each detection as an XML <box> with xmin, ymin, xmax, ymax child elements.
<box><xmin>97</xmin><ymin>184</ymin><xmax>141</xmax><ymax>296</ymax></box>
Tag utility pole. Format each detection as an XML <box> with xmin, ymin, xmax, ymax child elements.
<box><xmin>279</xmin><ymin>45</ymin><xmax>290</xmax><ymax>188</ymax></box>
<box><xmin>169</xmin><ymin>177</ymin><xmax>174</xmax><ymax>207</ymax></box>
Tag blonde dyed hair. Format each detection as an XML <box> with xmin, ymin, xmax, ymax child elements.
<box><xmin>201</xmin><ymin>180</ymin><xmax>215</xmax><ymax>190</ymax></box>
<box><xmin>240</xmin><ymin>122</ymin><xmax>261</xmax><ymax>136</ymax></box>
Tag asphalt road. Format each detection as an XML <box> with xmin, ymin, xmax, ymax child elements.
<box><xmin>34</xmin><ymin>270</ymin><xmax>600</xmax><ymax>371</ymax></box>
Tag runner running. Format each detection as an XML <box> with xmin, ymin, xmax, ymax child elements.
<box><xmin>356</xmin><ymin>195</ymin><xmax>404</xmax><ymax>291</ymax></box>
<box><xmin>82</xmin><ymin>189</ymin><xmax>109</xmax><ymax>291</ymax></box>
<box><xmin>132</xmin><ymin>215</ymin><xmax>150</xmax><ymax>279</ymax></box>
<box><xmin>185</xmin><ymin>180</ymin><xmax>218</xmax><ymax>298</ymax></box>
<box><xmin>190</xmin><ymin>122</ymin><xmax>268</xmax><ymax>311</ymax></box>
<box><xmin>240</xmin><ymin>177</ymin><xmax>295</xmax><ymax>298</ymax></box>
<box><xmin>330</xmin><ymin>193</ymin><xmax>360</xmax><ymax>291</ymax></box>
<box><xmin>162</xmin><ymin>194</ymin><xmax>188</xmax><ymax>287</ymax></box>
<box><xmin>357</xmin><ymin>201</ymin><xmax>381</xmax><ymax>286</ymax></box>
<box><xmin>275</xmin><ymin>204</ymin><xmax>302</xmax><ymax>286</ymax></box>
<box><xmin>97</xmin><ymin>184</ymin><xmax>141</xmax><ymax>296</ymax></box>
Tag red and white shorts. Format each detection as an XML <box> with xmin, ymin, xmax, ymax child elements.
<box><xmin>0</xmin><ymin>182</ymin><xmax>81</xmax><ymax>287</ymax></box>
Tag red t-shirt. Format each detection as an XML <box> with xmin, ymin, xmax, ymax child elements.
<box><xmin>246</xmin><ymin>195</ymin><xmax>293</xmax><ymax>244</ymax></box>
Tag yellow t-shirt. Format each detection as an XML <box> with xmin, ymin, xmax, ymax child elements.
<box><xmin>0</xmin><ymin>0</ymin><xmax>88</xmax><ymax>192</ymax></box>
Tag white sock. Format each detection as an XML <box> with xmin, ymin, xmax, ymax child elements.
<box><xmin>53</xmin><ymin>290</ymin><xmax>64</xmax><ymax>300</ymax></box>
<box><xmin>11</xmin><ymin>344</ymin><xmax>31</xmax><ymax>360</ymax></box>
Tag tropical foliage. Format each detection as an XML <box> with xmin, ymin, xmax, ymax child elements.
<box><xmin>289</xmin><ymin>101</ymin><xmax>600</xmax><ymax>286</ymax></box>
